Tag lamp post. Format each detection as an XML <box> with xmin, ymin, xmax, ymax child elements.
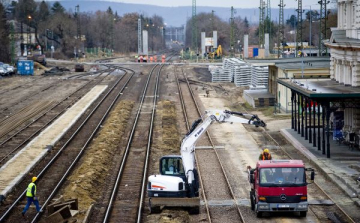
<box><xmin>28</xmin><ymin>15</ymin><xmax>32</xmax><ymax>46</ymax></box>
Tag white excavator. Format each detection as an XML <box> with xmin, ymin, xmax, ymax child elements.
<box><xmin>147</xmin><ymin>109</ymin><xmax>266</xmax><ymax>213</ymax></box>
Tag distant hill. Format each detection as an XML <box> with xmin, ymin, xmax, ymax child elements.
<box><xmin>48</xmin><ymin>1</ymin><xmax>298</xmax><ymax>27</ymax></box>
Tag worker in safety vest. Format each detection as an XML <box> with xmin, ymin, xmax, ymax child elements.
<box><xmin>259</xmin><ymin>148</ymin><xmax>272</xmax><ymax>160</ymax></box>
<box><xmin>150</xmin><ymin>56</ymin><xmax>153</xmax><ymax>63</ymax></box>
<box><xmin>22</xmin><ymin>177</ymin><xmax>42</xmax><ymax>216</ymax></box>
<box><xmin>161</xmin><ymin>54</ymin><xmax>165</xmax><ymax>63</ymax></box>
<box><xmin>154</xmin><ymin>55</ymin><xmax>157</xmax><ymax>62</ymax></box>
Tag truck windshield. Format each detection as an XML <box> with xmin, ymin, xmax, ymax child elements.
<box><xmin>259</xmin><ymin>167</ymin><xmax>305</xmax><ymax>186</ymax></box>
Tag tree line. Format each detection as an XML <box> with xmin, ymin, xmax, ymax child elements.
<box><xmin>0</xmin><ymin>0</ymin><xmax>166</xmax><ymax>62</ymax></box>
<box><xmin>185</xmin><ymin>9</ymin><xmax>337</xmax><ymax>54</ymax></box>
<box><xmin>0</xmin><ymin>1</ymin><xmax>338</xmax><ymax>62</ymax></box>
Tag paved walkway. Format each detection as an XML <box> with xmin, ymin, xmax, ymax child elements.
<box><xmin>281</xmin><ymin>128</ymin><xmax>360</xmax><ymax>206</ymax></box>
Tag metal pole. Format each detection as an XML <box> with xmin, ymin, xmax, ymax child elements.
<box><xmin>305</xmin><ymin>97</ymin><xmax>308</xmax><ymax>140</ymax></box>
<box><xmin>318</xmin><ymin>103</ymin><xmax>321</xmax><ymax>150</ymax></box>
<box><xmin>326</xmin><ymin>104</ymin><xmax>331</xmax><ymax>158</ymax></box>
<box><xmin>298</xmin><ymin>94</ymin><xmax>300</xmax><ymax>134</ymax></box>
<box><xmin>310</xmin><ymin>6</ymin><xmax>312</xmax><ymax>57</ymax></box>
<box><xmin>309</xmin><ymin>100</ymin><xmax>312</xmax><ymax>143</ymax></box>
<box><xmin>291</xmin><ymin>91</ymin><xmax>294</xmax><ymax>129</ymax></box>
<box><xmin>322</xmin><ymin>105</ymin><xmax>326</xmax><ymax>154</ymax></box>
<box><xmin>313</xmin><ymin>101</ymin><xmax>316</xmax><ymax>147</ymax></box>
<box><xmin>301</xmin><ymin>95</ymin><xmax>304</xmax><ymax>137</ymax></box>
<box><xmin>294</xmin><ymin>16</ymin><xmax>296</xmax><ymax>57</ymax></box>
<box><xmin>294</xmin><ymin>92</ymin><xmax>297</xmax><ymax>131</ymax></box>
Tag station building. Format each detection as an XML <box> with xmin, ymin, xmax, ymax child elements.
<box><xmin>277</xmin><ymin>0</ymin><xmax>360</xmax><ymax>158</ymax></box>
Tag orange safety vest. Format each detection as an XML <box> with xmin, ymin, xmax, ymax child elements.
<box><xmin>262</xmin><ymin>153</ymin><xmax>271</xmax><ymax>160</ymax></box>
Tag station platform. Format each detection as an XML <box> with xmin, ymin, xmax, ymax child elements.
<box><xmin>0</xmin><ymin>85</ymin><xmax>108</xmax><ymax>200</ymax></box>
<box><xmin>281</xmin><ymin>128</ymin><xmax>360</xmax><ymax>206</ymax></box>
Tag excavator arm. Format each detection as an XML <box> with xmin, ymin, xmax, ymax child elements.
<box><xmin>181</xmin><ymin>110</ymin><xmax>266</xmax><ymax>196</ymax></box>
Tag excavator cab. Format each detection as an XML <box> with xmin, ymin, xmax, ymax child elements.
<box><xmin>160</xmin><ymin>155</ymin><xmax>185</xmax><ymax>177</ymax></box>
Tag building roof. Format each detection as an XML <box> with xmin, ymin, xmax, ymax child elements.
<box><xmin>326</xmin><ymin>28</ymin><xmax>360</xmax><ymax>48</ymax></box>
<box><xmin>275</xmin><ymin>60</ymin><xmax>330</xmax><ymax>70</ymax></box>
<box><xmin>245</xmin><ymin>57</ymin><xmax>330</xmax><ymax>66</ymax></box>
<box><xmin>278</xmin><ymin>79</ymin><xmax>360</xmax><ymax>98</ymax></box>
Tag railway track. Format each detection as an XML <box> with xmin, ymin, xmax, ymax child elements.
<box><xmin>0</xmin><ymin>69</ymin><xmax>116</xmax><ymax>167</ymax></box>
<box><xmin>0</xmin><ymin>68</ymin><xmax>112</xmax><ymax>122</ymax></box>
<box><xmin>101</xmin><ymin>64</ymin><xmax>163</xmax><ymax>223</ymax></box>
<box><xmin>175</xmin><ymin>66</ymin><xmax>246</xmax><ymax>223</ymax></box>
<box><xmin>0</xmin><ymin>66</ymin><xmax>134</xmax><ymax>222</ymax></box>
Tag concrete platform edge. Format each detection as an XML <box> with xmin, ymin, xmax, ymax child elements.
<box><xmin>280</xmin><ymin>129</ymin><xmax>360</xmax><ymax>207</ymax></box>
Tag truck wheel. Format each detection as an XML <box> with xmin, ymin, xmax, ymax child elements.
<box><xmin>256</xmin><ymin>211</ymin><xmax>262</xmax><ymax>218</ymax></box>
<box><xmin>300</xmin><ymin>211</ymin><xmax>307</xmax><ymax>217</ymax></box>
<box><xmin>250</xmin><ymin>192</ymin><xmax>255</xmax><ymax>211</ymax></box>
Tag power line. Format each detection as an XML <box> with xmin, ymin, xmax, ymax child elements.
<box><xmin>296</xmin><ymin>0</ymin><xmax>304</xmax><ymax>57</ymax></box>
<box><xmin>259</xmin><ymin>0</ymin><xmax>265</xmax><ymax>48</ymax></box>
<box><xmin>230</xmin><ymin>6</ymin><xmax>235</xmax><ymax>57</ymax></box>
<box><xmin>192</xmin><ymin>0</ymin><xmax>197</xmax><ymax>51</ymax></box>
<box><xmin>277</xmin><ymin>0</ymin><xmax>285</xmax><ymax>58</ymax></box>
<box><xmin>319</xmin><ymin>0</ymin><xmax>330</xmax><ymax>56</ymax></box>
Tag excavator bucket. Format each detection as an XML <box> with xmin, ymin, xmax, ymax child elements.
<box><xmin>148</xmin><ymin>197</ymin><xmax>200</xmax><ymax>214</ymax></box>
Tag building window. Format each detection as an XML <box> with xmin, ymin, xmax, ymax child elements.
<box><xmin>353</xmin><ymin>4</ymin><xmax>355</xmax><ymax>28</ymax></box>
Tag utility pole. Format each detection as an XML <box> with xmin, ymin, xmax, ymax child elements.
<box><xmin>296</xmin><ymin>0</ymin><xmax>303</xmax><ymax>57</ymax></box>
<box><xmin>266</xmin><ymin>0</ymin><xmax>271</xmax><ymax>34</ymax></box>
<box><xmin>211</xmin><ymin>10</ymin><xmax>215</xmax><ymax>34</ymax></box>
<box><xmin>192</xmin><ymin>0</ymin><xmax>197</xmax><ymax>52</ymax></box>
<box><xmin>10</xmin><ymin>23</ymin><xmax>15</xmax><ymax>65</ymax></box>
<box><xmin>75</xmin><ymin>5</ymin><xmax>81</xmax><ymax>58</ymax></box>
<box><xmin>259</xmin><ymin>0</ymin><xmax>265</xmax><ymax>48</ymax></box>
<box><xmin>138</xmin><ymin>16</ymin><xmax>142</xmax><ymax>55</ymax></box>
<box><xmin>319</xmin><ymin>0</ymin><xmax>330</xmax><ymax>56</ymax></box>
<box><xmin>310</xmin><ymin>6</ymin><xmax>312</xmax><ymax>57</ymax></box>
<box><xmin>277</xmin><ymin>0</ymin><xmax>285</xmax><ymax>58</ymax></box>
<box><xmin>266</xmin><ymin>0</ymin><xmax>271</xmax><ymax>51</ymax></box>
<box><xmin>230</xmin><ymin>6</ymin><xmax>235</xmax><ymax>57</ymax></box>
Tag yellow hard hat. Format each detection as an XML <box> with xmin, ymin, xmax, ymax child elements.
<box><xmin>32</xmin><ymin>177</ymin><xmax>37</xmax><ymax>183</ymax></box>
<box><xmin>263</xmin><ymin>149</ymin><xmax>269</xmax><ymax>153</ymax></box>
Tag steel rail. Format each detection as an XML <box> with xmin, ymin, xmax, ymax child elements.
<box><xmin>0</xmin><ymin>67</ymin><xmax>133</xmax><ymax>222</ymax></box>
<box><xmin>102</xmin><ymin>64</ymin><xmax>159</xmax><ymax>223</ymax></box>
<box><xmin>180</xmin><ymin>67</ymin><xmax>246</xmax><ymax>223</ymax></box>
<box><xmin>137</xmin><ymin>64</ymin><xmax>165</xmax><ymax>223</ymax></box>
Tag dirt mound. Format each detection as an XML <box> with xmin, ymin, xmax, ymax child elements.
<box><xmin>59</xmin><ymin>100</ymin><xmax>134</xmax><ymax>221</ymax></box>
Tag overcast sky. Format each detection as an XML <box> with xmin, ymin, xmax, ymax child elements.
<box><xmin>102</xmin><ymin>0</ymin><xmax>334</xmax><ymax>9</ymax></box>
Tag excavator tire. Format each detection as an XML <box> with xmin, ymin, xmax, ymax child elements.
<box><xmin>148</xmin><ymin>198</ymin><xmax>161</xmax><ymax>214</ymax></box>
<box><xmin>188</xmin><ymin>206</ymin><xmax>200</xmax><ymax>215</ymax></box>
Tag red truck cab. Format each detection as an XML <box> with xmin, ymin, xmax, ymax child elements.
<box><xmin>248</xmin><ymin>160</ymin><xmax>314</xmax><ymax>217</ymax></box>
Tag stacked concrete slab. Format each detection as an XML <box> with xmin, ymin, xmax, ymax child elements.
<box><xmin>251</xmin><ymin>65</ymin><xmax>269</xmax><ymax>87</ymax></box>
<box><xmin>209</xmin><ymin>58</ymin><xmax>269</xmax><ymax>87</ymax></box>
<box><xmin>234</xmin><ymin>65</ymin><xmax>251</xmax><ymax>86</ymax></box>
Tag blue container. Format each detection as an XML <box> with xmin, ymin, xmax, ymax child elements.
<box><xmin>17</xmin><ymin>60</ymin><xmax>34</xmax><ymax>75</ymax></box>
<box><xmin>253</xmin><ymin>48</ymin><xmax>259</xmax><ymax>57</ymax></box>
